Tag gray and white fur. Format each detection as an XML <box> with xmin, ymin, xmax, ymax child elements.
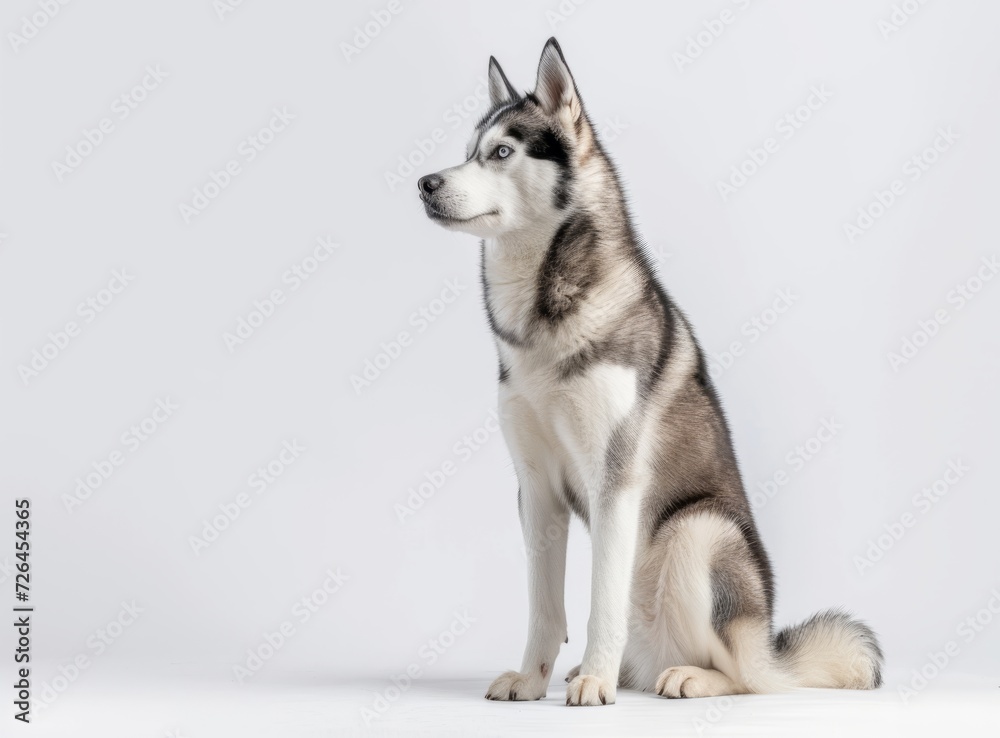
<box><xmin>418</xmin><ymin>38</ymin><xmax>883</xmax><ymax>706</ymax></box>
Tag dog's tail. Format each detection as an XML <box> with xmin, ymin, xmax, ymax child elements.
<box><xmin>770</xmin><ymin>609</ymin><xmax>884</xmax><ymax>689</ymax></box>
<box><xmin>719</xmin><ymin>609</ymin><xmax>881</xmax><ymax>694</ymax></box>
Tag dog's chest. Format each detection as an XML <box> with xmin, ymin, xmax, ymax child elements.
<box><xmin>500</xmin><ymin>345</ymin><xmax>639</xmax><ymax>496</ymax></box>
<box><xmin>484</xmin><ymin>240</ymin><xmax>639</xmax><ymax>491</ymax></box>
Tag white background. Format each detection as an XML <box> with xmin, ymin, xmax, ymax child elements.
<box><xmin>1</xmin><ymin>0</ymin><xmax>998</xmax><ymax>735</ymax></box>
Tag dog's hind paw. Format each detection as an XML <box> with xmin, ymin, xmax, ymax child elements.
<box><xmin>655</xmin><ymin>665</ymin><xmax>740</xmax><ymax>698</ymax></box>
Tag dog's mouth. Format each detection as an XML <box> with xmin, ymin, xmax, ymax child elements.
<box><xmin>424</xmin><ymin>204</ymin><xmax>499</xmax><ymax>224</ymax></box>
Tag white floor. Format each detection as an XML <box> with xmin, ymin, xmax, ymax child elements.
<box><xmin>23</xmin><ymin>670</ymin><xmax>1000</xmax><ymax>737</ymax></box>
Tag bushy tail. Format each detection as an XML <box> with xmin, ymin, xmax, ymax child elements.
<box><xmin>772</xmin><ymin>609</ymin><xmax>883</xmax><ymax>689</ymax></box>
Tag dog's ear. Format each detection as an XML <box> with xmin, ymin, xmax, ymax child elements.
<box><xmin>533</xmin><ymin>37</ymin><xmax>581</xmax><ymax>121</ymax></box>
<box><xmin>488</xmin><ymin>56</ymin><xmax>518</xmax><ymax>107</ymax></box>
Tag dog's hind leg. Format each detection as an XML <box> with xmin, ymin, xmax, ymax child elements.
<box><xmin>628</xmin><ymin>508</ymin><xmax>791</xmax><ymax>698</ymax></box>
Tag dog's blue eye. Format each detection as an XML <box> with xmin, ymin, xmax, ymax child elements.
<box><xmin>497</xmin><ymin>145</ymin><xmax>511</xmax><ymax>159</ymax></box>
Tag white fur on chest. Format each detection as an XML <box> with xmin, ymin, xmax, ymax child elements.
<box><xmin>500</xmin><ymin>357</ymin><xmax>639</xmax><ymax>506</ymax></box>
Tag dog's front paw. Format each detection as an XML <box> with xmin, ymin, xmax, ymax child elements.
<box><xmin>566</xmin><ymin>674</ymin><xmax>615</xmax><ymax>706</ymax></box>
<box><xmin>485</xmin><ymin>670</ymin><xmax>546</xmax><ymax>701</ymax></box>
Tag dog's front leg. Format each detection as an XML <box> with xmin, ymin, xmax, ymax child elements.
<box><xmin>486</xmin><ymin>484</ymin><xmax>569</xmax><ymax>701</ymax></box>
<box><xmin>566</xmin><ymin>490</ymin><xmax>640</xmax><ymax>706</ymax></box>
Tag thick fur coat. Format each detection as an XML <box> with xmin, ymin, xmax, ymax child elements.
<box><xmin>418</xmin><ymin>38</ymin><xmax>883</xmax><ymax>706</ymax></box>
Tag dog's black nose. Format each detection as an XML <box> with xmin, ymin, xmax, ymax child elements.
<box><xmin>418</xmin><ymin>174</ymin><xmax>442</xmax><ymax>199</ymax></box>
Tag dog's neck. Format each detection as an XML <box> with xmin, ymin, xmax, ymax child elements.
<box><xmin>479</xmin><ymin>146</ymin><xmax>639</xmax><ymax>350</ymax></box>
<box><xmin>484</xmin><ymin>215</ymin><xmax>565</xmax><ymax>274</ymax></box>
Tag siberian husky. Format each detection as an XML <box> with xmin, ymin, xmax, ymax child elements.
<box><xmin>418</xmin><ymin>38</ymin><xmax>883</xmax><ymax>706</ymax></box>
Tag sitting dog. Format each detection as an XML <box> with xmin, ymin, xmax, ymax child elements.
<box><xmin>418</xmin><ymin>37</ymin><xmax>882</xmax><ymax>706</ymax></box>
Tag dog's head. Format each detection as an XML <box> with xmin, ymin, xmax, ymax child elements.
<box><xmin>418</xmin><ymin>38</ymin><xmax>591</xmax><ymax>239</ymax></box>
